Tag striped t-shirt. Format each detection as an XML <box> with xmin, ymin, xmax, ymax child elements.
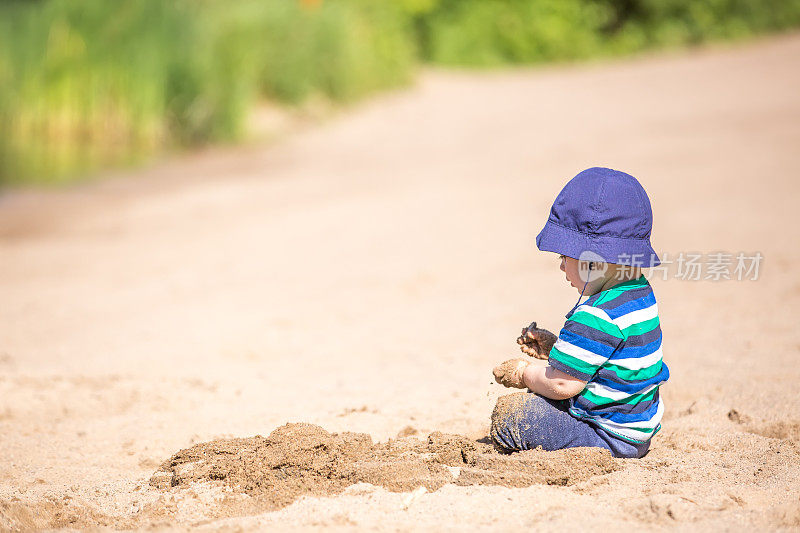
<box><xmin>548</xmin><ymin>275</ymin><xmax>669</xmax><ymax>444</ymax></box>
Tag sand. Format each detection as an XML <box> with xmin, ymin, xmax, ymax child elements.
<box><xmin>146</xmin><ymin>423</ymin><xmax>615</xmax><ymax>516</ymax></box>
<box><xmin>1</xmin><ymin>33</ymin><xmax>800</xmax><ymax>530</ymax></box>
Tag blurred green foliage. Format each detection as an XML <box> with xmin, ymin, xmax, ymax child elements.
<box><xmin>0</xmin><ymin>0</ymin><xmax>414</xmax><ymax>184</ymax></box>
<box><xmin>413</xmin><ymin>0</ymin><xmax>613</xmax><ymax>65</ymax></box>
<box><xmin>606</xmin><ymin>0</ymin><xmax>800</xmax><ymax>46</ymax></box>
<box><xmin>1</xmin><ymin>0</ymin><xmax>798</xmax><ymax>184</ymax></box>
<box><xmin>412</xmin><ymin>0</ymin><xmax>800</xmax><ymax>65</ymax></box>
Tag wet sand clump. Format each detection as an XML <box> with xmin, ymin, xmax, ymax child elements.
<box><xmin>150</xmin><ymin>423</ymin><xmax>618</xmax><ymax>513</ymax></box>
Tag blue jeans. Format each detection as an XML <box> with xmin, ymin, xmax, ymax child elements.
<box><xmin>490</xmin><ymin>392</ymin><xmax>650</xmax><ymax>459</ymax></box>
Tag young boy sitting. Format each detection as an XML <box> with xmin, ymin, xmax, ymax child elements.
<box><xmin>490</xmin><ymin>167</ymin><xmax>669</xmax><ymax>459</ymax></box>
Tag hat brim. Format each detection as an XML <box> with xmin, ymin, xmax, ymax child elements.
<box><xmin>536</xmin><ymin>220</ymin><xmax>661</xmax><ymax>267</ymax></box>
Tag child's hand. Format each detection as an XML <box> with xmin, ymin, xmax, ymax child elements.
<box><xmin>492</xmin><ymin>358</ymin><xmax>530</xmax><ymax>388</ymax></box>
<box><xmin>516</xmin><ymin>322</ymin><xmax>557</xmax><ymax>359</ymax></box>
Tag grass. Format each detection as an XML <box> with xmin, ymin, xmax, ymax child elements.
<box><xmin>0</xmin><ymin>0</ymin><xmax>415</xmax><ymax>185</ymax></box>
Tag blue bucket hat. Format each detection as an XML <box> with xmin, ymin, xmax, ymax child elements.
<box><xmin>536</xmin><ymin>167</ymin><xmax>660</xmax><ymax>266</ymax></box>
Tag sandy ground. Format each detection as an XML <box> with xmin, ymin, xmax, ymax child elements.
<box><xmin>1</xmin><ymin>33</ymin><xmax>800</xmax><ymax>531</ymax></box>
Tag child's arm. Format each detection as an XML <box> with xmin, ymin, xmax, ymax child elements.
<box><xmin>521</xmin><ymin>360</ymin><xmax>587</xmax><ymax>400</ymax></box>
<box><xmin>492</xmin><ymin>358</ymin><xmax>587</xmax><ymax>400</ymax></box>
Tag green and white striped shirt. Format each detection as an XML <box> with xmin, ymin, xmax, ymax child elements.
<box><xmin>548</xmin><ymin>275</ymin><xmax>669</xmax><ymax>443</ymax></box>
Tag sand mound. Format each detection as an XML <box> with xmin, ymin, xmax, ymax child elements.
<box><xmin>149</xmin><ymin>423</ymin><xmax>618</xmax><ymax>514</ymax></box>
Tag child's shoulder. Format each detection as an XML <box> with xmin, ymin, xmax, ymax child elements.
<box><xmin>581</xmin><ymin>275</ymin><xmax>656</xmax><ymax>319</ymax></box>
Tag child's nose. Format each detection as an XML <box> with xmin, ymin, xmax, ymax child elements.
<box><xmin>559</xmin><ymin>258</ymin><xmax>566</xmax><ymax>272</ymax></box>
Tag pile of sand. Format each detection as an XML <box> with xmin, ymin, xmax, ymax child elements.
<box><xmin>148</xmin><ymin>422</ymin><xmax>617</xmax><ymax>517</ymax></box>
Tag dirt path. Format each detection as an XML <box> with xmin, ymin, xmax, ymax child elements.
<box><xmin>1</xmin><ymin>34</ymin><xmax>799</xmax><ymax>530</ymax></box>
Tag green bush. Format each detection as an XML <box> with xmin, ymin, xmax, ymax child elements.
<box><xmin>412</xmin><ymin>0</ymin><xmax>800</xmax><ymax>65</ymax></box>
<box><xmin>615</xmin><ymin>0</ymin><xmax>800</xmax><ymax>46</ymax></box>
<box><xmin>0</xmin><ymin>0</ymin><xmax>416</xmax><ymax>185</ymax></box>
<box><xmin>253</xmin><ymin>0</ymin><xmax>415</xmax><ymax>103</ymax></box>
<box><xmin>414</xmin><ymin>0</ymin><xmax>614</xmax><ymax>66</ymax></box>
<box><xmin>0</xmin><ymin>0</ymin><xmax>255</xmax><ymax>184</ymax></box>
